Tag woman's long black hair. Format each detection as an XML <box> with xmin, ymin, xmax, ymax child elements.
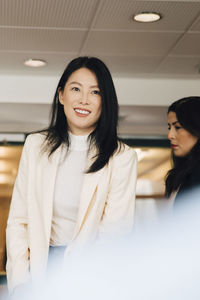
<box><xmin>41</xmin><ymin>56</ymin><xmax>120</xmax><ymax>173</ymax></box>
<box><xmin>165</xmin><ymin>96</ymin><xmax>200</xmax><ymax>197</ymax></box>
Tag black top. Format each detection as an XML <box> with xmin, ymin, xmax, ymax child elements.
<box><xmin>174</xmin><ymin>161</ymin><xmax>200</xmax><ymax>206</ymax></box>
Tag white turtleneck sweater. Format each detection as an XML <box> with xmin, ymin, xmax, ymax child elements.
<box><xmin>50</xmin><ymin>133</ymin><xmax>89</xmax><ymax>246</ymax></box>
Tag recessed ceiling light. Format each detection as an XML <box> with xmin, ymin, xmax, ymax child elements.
<box><xmin>133</xmin><ymin>12</ymin><xmax>161</xmax><ymax>23</ymax></box>
<box><xmin>24</xmin><ymin>59</ymin><xmax>47</xmax><ymax>67</ymax></box>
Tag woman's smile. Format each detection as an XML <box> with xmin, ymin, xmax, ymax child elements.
<box><xmin>74</xmin><ymin>108</ymin><xmax>91</xmax><ymax>116</ymax></box>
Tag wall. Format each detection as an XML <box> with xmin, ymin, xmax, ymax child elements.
<box><xmin>1</xmin><ymin>75</ymin><xmax>200</xmax><ymax>105</ymax></box>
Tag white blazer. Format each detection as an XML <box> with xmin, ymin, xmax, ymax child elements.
<box><xmin>6</xmin><ymin>133</ymin><xmax>138</xmax><ymax>291</ymax></box>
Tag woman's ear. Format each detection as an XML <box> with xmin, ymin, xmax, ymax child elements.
<box><xmin>58</xmin><ymin>88</ymin><xmax>64</xmax><ymax>105</ymax></box>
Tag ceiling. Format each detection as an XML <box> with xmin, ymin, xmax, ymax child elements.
<box><xmin>1</xmin><ymin>0</ymin><xmax>199</xmax><ymax>137</ymax></box>
<box><xmin>0</xmin><ymin>102</ymin><xmax>169</xmax><ymax>136</ymax></box>
<box><xmin>0</xmin><ymin>0</ymin><xmax>200</xmax><ymax>78</ymax></box>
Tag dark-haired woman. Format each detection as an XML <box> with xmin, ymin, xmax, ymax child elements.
<box><xmin>165</xmin><ymin>96</ymin><xmax>200</xmax><ymax>205</ymax></box>
<box><xmin>6</xmin><ymin>57</ymin><xmax>138</xmax><ymax>294</ymax></box>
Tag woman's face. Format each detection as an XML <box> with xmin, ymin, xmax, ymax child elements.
<box><xmin>59</xmin><ymin>67</ymin><xmax>102</xmax><ymax>135</ymax></box>
<box><xmin>168</xmin><ymin>111</ymin><xmax>198</xmax><ymax>157</ymax></box>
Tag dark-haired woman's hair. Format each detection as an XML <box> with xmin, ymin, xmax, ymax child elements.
<box><xmin>165</xmin><ymin>96</ymin><xmax>200</xmax><ymax>197</ymax></box>
<box><xmin>41</xmin><ymin>56</ymin><xmax>120</xmax><ymax>173</ymax></box>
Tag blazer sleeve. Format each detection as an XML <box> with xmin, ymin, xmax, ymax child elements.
<box><xmin>6</xmin><ymin>136</ymin><xmax>31</xmax><ymax>292</ymax></box>
<box><xmin>97</xmin><ymin>146</ymin><xmax>138</xmax><ymax>240</ymax></box>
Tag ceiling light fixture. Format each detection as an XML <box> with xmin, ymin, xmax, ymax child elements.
<box><xmin>24</xmin><ymin>59</ymin><xmax>47</xmax><ymax>67</ymax></box>
<box><xmin>133</xmin><ymin>12</ymin><xmax>161</xmax><ymax>23</ymax></box>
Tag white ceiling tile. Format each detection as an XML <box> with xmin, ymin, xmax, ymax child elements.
<box><xmin>0</xmin><ymin>0</ymin><xmax>98</xmax><ymax>28</ymax></box>
<box><xmin>190</xmin><ymin>15</ymin><xmax>200</xmax><ymax>31</ymax></box>
<box><xmin>94</xmin><ymin>0</ymin><xmax>200</xmax><ymax>31</ymax></box>
<box><xmin>86</xmin><ymin>55</ymin><xmax>163</xmax><ymax>76</ymax></box>
<box><xmin>0</xmin><ymin>28</ymin><xmax>86</xmax><ymax>52</ymax></box>
<box><xmin>156</xmin><ymin>56</ymin><xmax>200</xmax><ymax>75</ymax></box>
<box><xmin>0</xmin><ymin>52</ymin><xmax>77</xmax><ymax>75</ymax></box>
<box><xmin>83</xmin><ymin>31</ymin><xmax>181</xmax><ymax>55</ymax></box>
<box><xmin>0</xmin><ymin>0</ymin><xmax>200</xmax><ymax>79</ymax></box>
<box><xmin>171</xmin><ymin>32</ymin><xmax>200</xmax><ymax>55</ymax></box>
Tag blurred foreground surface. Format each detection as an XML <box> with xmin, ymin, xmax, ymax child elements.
<box><xmin>2</xmin><ymin>188</ymin><xmax>200</xmax><ymax>300</ymax></box>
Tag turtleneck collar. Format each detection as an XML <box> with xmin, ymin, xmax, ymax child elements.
<box><xmin>69</xmin><ymin>132</ymin><xmax>89</xmax><ymax>151</ymax></box>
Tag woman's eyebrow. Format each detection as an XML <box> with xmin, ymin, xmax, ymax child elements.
<box><xmin>68</xmin><ymin>81</ymin><xmax>99</xmax><ymax>89</ymax></box>
<box><xmin>89</xmin><ymin>85</ymin><xmax>99</xmax><ymax>88</ymax></box>
<box><xmin>168</xmin><ymin>121</ymin><xmax>179</xmax><ymax>126</ymax></box>
<box><xmin>172</xmin><ymin>121</ymin><xmax>179</xmax><ymax>125</ymax></box>
<box><xmin>69</xmin><ymin>81</ymin><xmax>82</xmax><ymax>86</ymax></box>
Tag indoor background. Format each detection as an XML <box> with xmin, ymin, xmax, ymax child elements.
<box><xmin>1</xmin><ymin>0</ymin><xmax>200</xmax><ymax>294</ymax></box>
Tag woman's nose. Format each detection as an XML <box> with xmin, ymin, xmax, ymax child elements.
<box><xmin>79</xmin><ymin>91</ymin><xmax>89</xmax><ymax>105</ymax></box>
<box><xmin>168</xmin><ymin>128</ymin><xmax>174</xmax><ymax>140</ymax></box>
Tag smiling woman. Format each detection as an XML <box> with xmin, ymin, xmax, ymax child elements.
<box><xmin>6</xmin><ymin>56</ymin><xmax>138</xmax><ymax>296</ymax></box>
<box><xmin>58</xmin><ymin>67</ymin><xmax>102</xmax><ymax>136</ymax></box>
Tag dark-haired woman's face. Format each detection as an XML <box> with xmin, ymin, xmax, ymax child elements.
<box><xmin>168</xmin><ymin>111</ymin><xmax>198</xmax><ymax>157</ymax></box>
<box><xmin>59</xmin><ymin>67</ymin><xmax>102</xmax><ymax>135</ymax></box>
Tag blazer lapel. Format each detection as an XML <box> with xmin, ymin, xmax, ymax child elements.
<box><xmin>41</xmin><ymin>145</ymin><xmax>63</xmax><ymax>244</ymax></box>
<box><xmin>72</xmin><ymin>148</ymin><xmax>106</xmax><ymax>239</ymax></box>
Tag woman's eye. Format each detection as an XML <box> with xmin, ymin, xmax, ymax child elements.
<box><xmin>92</xmin><ymin>90</ymin><xmax>100</xmax><ymax>95</ymax></box>
<box><xmin>175</xmin><ymin>126</ymin><xmax>181</xmax><ymax>130</ymax></box>
<box><xmin>72</xmin><ymin>87</ymin><xmax>79</xmax><ymax>92</ymax></box>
